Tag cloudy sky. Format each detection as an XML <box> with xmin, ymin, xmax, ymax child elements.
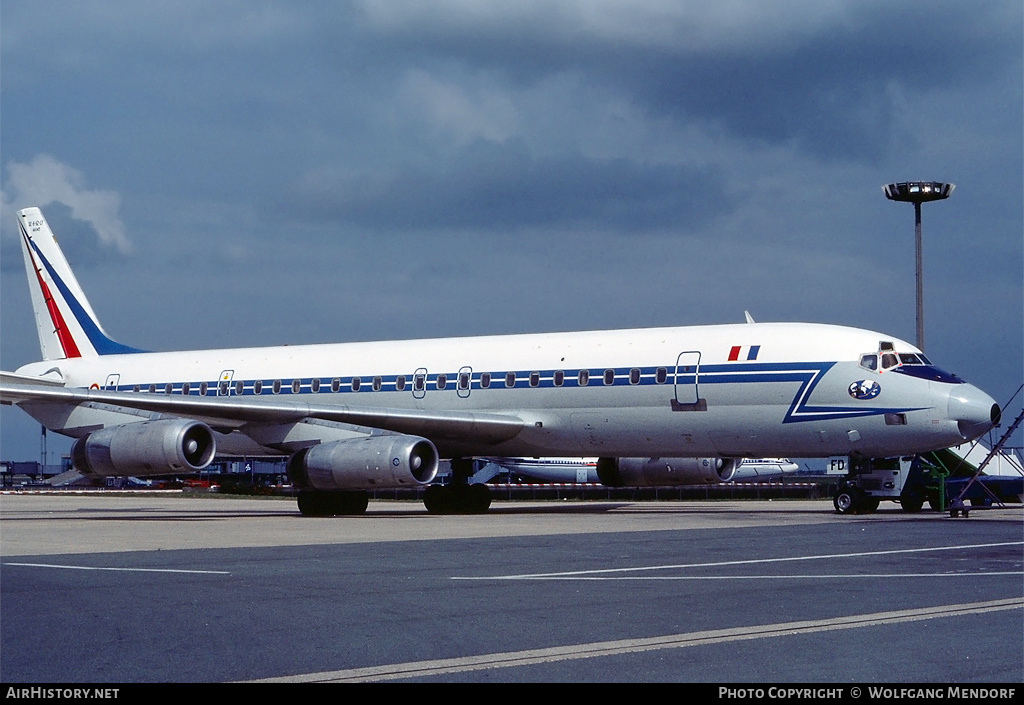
<box><xmin>2</xmin><ymin>1</ymin><xmax>1021</xmax><ymax>462</ymax></box>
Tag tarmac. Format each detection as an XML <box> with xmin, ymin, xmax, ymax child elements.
<box><xmin>1</xmin><ymin>492</ymin><xmax>1022</xmax><ymax>683</ymax></box>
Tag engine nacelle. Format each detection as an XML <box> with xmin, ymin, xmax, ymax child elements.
<box><xmin>71</xmin><ymin>419</ymin><xmax>216</xmax><ymax>477</ymax></box>
<box><xmin>596</xmin><ymin>457</ymin><xmax>741</xmax><ymax>487</ymax></box>
<box><xmin>287</xmin><ymin>435</ymin><xmax>439</xmax><ymax>491</ymax></box>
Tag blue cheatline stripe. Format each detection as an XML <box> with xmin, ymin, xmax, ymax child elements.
<box><xmin>105</xmin><ymin>361</ymin><xmax>924</xmax><ymax>424</ymax></box>
<box><xmin>28</xmin><ymin>238</ymin><xmax>146</xmax><ymax>355</ymax></box>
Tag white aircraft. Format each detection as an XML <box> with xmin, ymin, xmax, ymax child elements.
<box><xmin>1</xmin><ymin>207</ymin><xmax>1001</xmax><ymax>515</ymax></box>
<box><xmin>479</xmin><ymin>456</ymin><xmax>800</xmax><ymax>484</ymax></box>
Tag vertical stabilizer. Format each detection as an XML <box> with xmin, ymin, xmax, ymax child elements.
<box><xmin>17</xmin><ymin>207</ymin><xmax>143</xmax><ymax>359</ymax></box>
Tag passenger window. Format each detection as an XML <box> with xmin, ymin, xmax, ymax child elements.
<box><xmin>235</xmin><ymin>380</ymin><xmax>243</xmax><ymax>395</ymax></box>
<box><xmin>604</xmin><ymin>369</ymin><xmax>615</xmax><ymax>385</ymax></box>
<box><xmin>480</xmin><ymin>372</ymin><xmax>491</xmax><ymax>389</ymax></box>
<box><xmin>182</xmin><ymin>382</ymin><xmax>191</xmax><ymax>395</ymax></box>
<box><xmin>529</xmin><ymin>372</ymin><xmax>540</xmax><ymax>387</ymax></box>
<box><xmin>254</xmin><ymin>380</ymin><xmax>263</xmax><ymax>395</ymax></box>
<box><xmin>273</xmin><ymin>380</ymin><xmax>281</xmax><ymax>394</ymax></box>
<box><xmin>505</xmin><ymin>372</ymin><xmax>516</xmax><ymax>388</ymax></box>
<box><xmin>436</xmin><ymin>374</ymin><xmax>446</xmax><ymax>390</ymax></box>
<box><xmin>373</xmin><ymin>376</ymin><xmax>382</xmax><ymax>391</ymax></box>
<box><xmin>331</xmin><ymin>378</ymin><xmax>341</xmax><ymax>393</ymax></box>
<box><xmin>458</xmin><ymin>373</ymin><xmax>469</xmax><ymax>390</ymax></box>
<box><xmin>219</xmin><ymin>381</ymin><xmax>228</xmax><ymax>395</ymax></box>
<box><xmin>291</xmin><ymin>379</ymin><xmax>301</xmax><ymax>394</ymax></box>
<box><xmin>149</xmin><ymin>384</ymin><xmax>157</xmax><ymax>394</ymax></box>
<box><xmin>165</xmin><ymin>383</ymin><xmax>173</xmax><ymax>394</ymax></box>
<box><xmin>629</xmin><ymin>368</ymin><xmax>640</xmax><ymax>385</ymax></box>
<box><xmin>352</xmin><ymin>377</ymin><xmax>361</xmax><ymax>392</ymax></box>
<box><xmin>414</xmin><ymin>374</ymin><xmax>425</xmax><ymax>391</ymax></box>
<box><xmin>553</xmin><ymin>370</ymin><xmax>564</xmax><ymax>387</ymax></box>
<box><xmin>199</xmin><ymin>382</ymin><xmax>208</xmax><ymax>396</ymax></box>
<box><xmin>656</xmin><ymin>367</ymin><xmax>667</xmax><ymax>384</ymax></box>
<box><xmin>311</xmin><ymin>378</ymin><xmax>320</xmax><ymax>393</ymax></box>
<box><xmin>578</xmin><ymin>370</ymin><xmax>589</xmax><ymax>386</ymax></box>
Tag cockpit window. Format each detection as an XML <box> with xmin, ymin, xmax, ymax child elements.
<box><xmin>860</xmin><ymin>351</ymin><xmax>909</xmax><ymax>372</ymax></box>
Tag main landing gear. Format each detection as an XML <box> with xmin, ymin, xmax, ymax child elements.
<box><xmin>294</xmin><ymin>459</ymin><xmax>494</xmax><ymax>516</ymax></box>
<box><xmin>423</xmin><ymin>458</ymin><xmax>493</xmax><ymax>514</ymax></box>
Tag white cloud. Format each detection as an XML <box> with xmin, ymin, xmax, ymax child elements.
<box><xmin>396</xmin><ymin>69</ymin><xmax>520</xmax><ymax>144</ymax></box>
<box><xmin>2</xmin><ymin>154</ymin><xmax>130</xmax><ymax>253</ymax></box>
<box><xmin>358</xmin><ymin>0</ymin><xmax>851</xmax><ymax>53</ymax></box>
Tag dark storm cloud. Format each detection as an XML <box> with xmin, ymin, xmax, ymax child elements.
<box><xmin>289</xmin><ymin>139</ymin><xmax>731</xmax><ymax>232</ymax></box>
<box><xmin>362</xmin><ymin>2</ymin><xmax>1020</xmax><ymax>163</ymax></box>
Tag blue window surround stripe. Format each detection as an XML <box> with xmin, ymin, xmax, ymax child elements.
<box><xmin>105</xmin><ymin>360</ymin><xmax>927</xmax><ymax>424</ymax></box>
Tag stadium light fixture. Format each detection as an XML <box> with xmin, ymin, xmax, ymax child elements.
<box><xmin>882</xmin><ymin>181</ymin><xmax>954</xmax><ymax>351</ymax></box>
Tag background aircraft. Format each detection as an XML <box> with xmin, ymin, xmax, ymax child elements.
<box><xmin>478</xmin><ymin>456</ymin><xmax>800</xmax><ymax>484</ymax></box>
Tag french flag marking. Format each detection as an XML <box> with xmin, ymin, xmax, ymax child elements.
<box><xmin>728</xmin><ymin>345</ymin><xmax>760</xmax><ymax>361</ymax></box>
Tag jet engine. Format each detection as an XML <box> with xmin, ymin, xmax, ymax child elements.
<box><xmin>287</xmin><ymin>435</ymin><xmax>439</xmax><ymax>491</ymax></box>
<box><xmin>71</xmin><ymin>418</ymin><xmax>216</xmax><ymax>477</ymax></box>
<box><xmin>596</xmin><ymin>457</ymin><xmax>741</xmax><ymax>487</ymax></box>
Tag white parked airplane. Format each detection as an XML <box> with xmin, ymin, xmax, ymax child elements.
<box><xmin>1</xmin><ymin>207</ymin><xmax>1001</xmax><ymax>515</ymax></box>
<box><xmin>479</xmin><ymin>456</ymin><xmax>800</xmax><ymax>484</ymax></box>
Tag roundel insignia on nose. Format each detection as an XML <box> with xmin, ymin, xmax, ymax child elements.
<box><xmin>848</xmin><ymin>380</ymin><xmax>881</xmax><ymax>400</ymax></box>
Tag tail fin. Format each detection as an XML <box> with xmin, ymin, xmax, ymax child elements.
<box><xmin>17</xmin><ymin>207</ymin><xmax>143</xmax><ymax>359</ymax></box>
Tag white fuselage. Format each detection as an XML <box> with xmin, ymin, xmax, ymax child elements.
<box><xmin>14</xmin><ymin>321</ymin><xmax>994</xmax><ymax>460</ymax></box>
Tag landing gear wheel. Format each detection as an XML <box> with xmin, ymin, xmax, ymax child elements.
<box><xmin>467</xmin><ymin>483</ymin><xmax>492</xmax><ymax>513</ymax></box>
<box><xmin>423</xmin><ymin>483</ymin><xmax>492</xmax><ymax>514</ymax></box>
<box><xmin>423</xmin><ymin>484</ymin><xmax>451</xmax><ymax>514</ymax></box>
<box><xmin>297</xmin><ymin>490</ymin><xmax>369</xmax><ymax>517</ymax></box>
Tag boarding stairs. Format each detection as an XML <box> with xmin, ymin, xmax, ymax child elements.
<box><xmin>946</xmin><ymin>387</ymin><xmax>1024</xmax><ymax>516</ymax></box>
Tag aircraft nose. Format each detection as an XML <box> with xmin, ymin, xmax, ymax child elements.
<box><xmin>948</xmin><ymin>384</ymin><xmax>1001</xmax><ymax>440</ymax></box>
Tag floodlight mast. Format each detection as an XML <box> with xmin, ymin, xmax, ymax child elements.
<box><xmin>882</xmin><ymin>181</ymin><xmax>954</xmax><ymax>351</ymax></box>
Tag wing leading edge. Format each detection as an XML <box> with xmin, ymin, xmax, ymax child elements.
<box><xmin>0</xmin><ymin>372</ymin><xmax>525</xmax><ymax>451</ymax></box>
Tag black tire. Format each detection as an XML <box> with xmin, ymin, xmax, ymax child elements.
<box><xmin>424</xmin><ymin>483</ymin><xmax>492</xmax><ymax>514</ymax></box>
<box><xmin>467</xmin><ymin>483</ymin><xmax>492</xmax><ymax>514</ymax></box>
<box><xmin>297</xmin><ymin>490</ymin><xmax>331</xmax><ymax>517</ymax></box>
<box><xmin>297</xmin><ymin>490</ymin><xmax>368</xmax><ymax>516</ymax></box>
<box><xmin>833</xmin><ymin>486</ymin><xmax>861</xmax><ymax>514</ymax></box>
<box><xmin>899</xmin><ymin>494</ymin><xmax>924</xmax><ymax>513</ymax></box>
<box><xmin>330</xmin><ymin>490</ymin><xmax>369</xmax><ymax>515</ymax></box>
<box><xmin>424</xmin><ymin>485</ymin><xmax>451</xmax><ymax>514</ymax></box>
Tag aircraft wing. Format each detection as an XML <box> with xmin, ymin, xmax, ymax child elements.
<box><xmin>0</xmin><ymin>372</ymin><xmax>525</xmax><ymax>448</ymax></box>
